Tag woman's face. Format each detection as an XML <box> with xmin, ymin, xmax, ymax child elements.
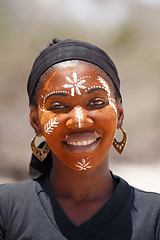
<box><xmin>36</xmin><ymin>62</ymin><xmax>118</xmax><ymax>171</ymax></box>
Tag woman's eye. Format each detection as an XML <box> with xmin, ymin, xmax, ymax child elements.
<box><xmin>48</xmin><ymin>104</ymin><xmax>68</xmax><ymax>111</ymax></box>
<box><xmin>89</xmin><ymin>99</ymin><xmax>105</xmax><ymax>107</ymax></box>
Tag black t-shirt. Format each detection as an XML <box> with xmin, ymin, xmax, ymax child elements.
<box><xmin>44</xmin><ymin>173</ymin><xmax>119</xmax><ymax>238</ymax></box>
<box><xmin>0</xmin><ymin>173</ymin><xmax>160</xmax><ymax>240</ymax></box>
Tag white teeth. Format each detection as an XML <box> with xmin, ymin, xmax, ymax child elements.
<box><xmin>67</xmin><ymin>139</ymin><xmax>96</xmax><ymax>146</ymax></box>
<box><xmin>83</xmin><ymin>141</ymin><xmax>88</xmax><ymax>145</ymax></box>
<box><xmin>87</xmin><ymin>140</ymin><xmax>92</xmax><ymax>145</ymax></box>
<box><xmin>77</xmin><ymin>142</ymin><xmax>81</xmax><ymax>146</ymax></box>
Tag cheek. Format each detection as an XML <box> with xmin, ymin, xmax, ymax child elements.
<box><xmin>39</xmin><ymin>111</ymin><xmax>60</xmax><ymax>137</ymax></box>
<box><xmin>94</xmin><ymin>106</ymin><xmax>117</xmax><ymax>131</ymax></box>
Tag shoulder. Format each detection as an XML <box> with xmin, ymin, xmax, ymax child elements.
<box><xmin>0</xmin><ymin>180</ymin><xmax>36</xmax><ymax>208</ymax></box>
<box><xmin>114</xmin><ymin>174</ymin><xmax>160</xmax><ymax>207</ymax></box>
<box><xmin>116</xmin><ymin>176</ymin><xmax>160</xmax><ymax>238</ymax></box>
<box><xmin>133</xmin><ymin>187</ymin><xmax>160</xmax><ymax>208</ymax></box>
<box><xmin>132</xmin><ymin>187</ymin><xmax>160</xmax><ymax>222</ymax></box>
<box><xmin>0</xmin><ymin>179</ymin><xmax>35</xmax><ymax>196</ymax></box>
<box><xmin>130</xmin><ymin>188</ymin><xmax>160</xmax><ymax>239</ymax></box>
<box><xmin>114</xmin><ymin>174</ymin><xmax>160</xmax><ymax>218</ymax></box>
<box><xmin>0</xmin><ymin>180</ymin><xmax>36</xmax><ymax>231</ymax></box>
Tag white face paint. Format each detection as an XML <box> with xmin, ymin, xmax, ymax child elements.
<box><xmin>39</xmin><ymin>65</ymin><xmax>118</xmax><ymax>172</ymax></box>
<box><xmin>75</xmin><ymin>156</ymin><xmax>92</xmax><ymax>171</ymax></box>
<box><xmin>83</xmin><ymin>76</ymin><xmax>117</xmax><ymax>115</ymax></box>
<box><xmin>44</xmin><ymin>117</ymin><xmax>59</xmax><ymax>135</ymax></box>
<box><xmin>40</xmin><ymin>73</ymin><xmax>117</xmax><ymax>118</ymax></box>
<box><xmin>41</xmin><ymin>91</ymin><xmax>69</xmax><ymax>111</ymax></box>
<box><xmin>74</xmin><ymin>106</ymin><xmax>84</xmax><ymax>128</ymax></box>
<box><xmin>97</xmin><ymin>76</ymin><xmax>117</xmax><ymax>115</ymax></box>
<box><xmin>63</xmin><ymin>72</ymin><xmax>87</xmax><ymax>96</ymax></box>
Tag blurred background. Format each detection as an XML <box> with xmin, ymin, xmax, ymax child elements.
<box><xmin>0</xmin><ymin>0</ymin><xmax>160</xmax><ymax>192</ymax></box>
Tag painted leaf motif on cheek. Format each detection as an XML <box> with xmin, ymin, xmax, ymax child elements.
<box><xmin>44</xmin><ymin>117</ymin><xmax>59</xmax><ymax>135</ymax></box>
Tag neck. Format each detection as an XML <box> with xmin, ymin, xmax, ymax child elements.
<box><xmin>49</xmin><ymin>155</ymin><xmax>114</xmax><ymax>201</ymax></box>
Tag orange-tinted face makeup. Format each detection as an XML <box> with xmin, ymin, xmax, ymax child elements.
<box><xmin>37</xmin><ymin>62</ymin><xmax>117</xmax><ymax>171</ymax></box>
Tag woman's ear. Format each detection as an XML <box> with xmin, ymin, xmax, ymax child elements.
<box><xmin>116</xmin><ymin>99</ymin><xmax>124</xmax><ymax>129</ymax></box>
<box><xmin>29</xmin><ymin>105</ymin><xmax>43</xmax><ymax>136</ymax></box>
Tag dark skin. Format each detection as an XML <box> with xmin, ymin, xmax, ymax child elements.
<box><xmin>30</xmin><ymin>61</ymin><xmax>124</xmax><ymax>226</ymax></box>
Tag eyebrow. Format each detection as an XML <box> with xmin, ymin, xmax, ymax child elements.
<box><xmin>45</xmin><ymin>92</ymin><xmax>68</xmax><ymax>101</ymax></box>
<box><xmin>44</xmin><ymin>87</ymin><xmax>108</xmax><ymax>103</ymax></box>
<box><xmin>87</xmin><ymin>88</ymin><xmax>108</xmax><ymax>94</ymax></box>
<box><xmin>48</xmin><ymin>92</ymin><xmax>68</xmax><ymax>97</ymax></box>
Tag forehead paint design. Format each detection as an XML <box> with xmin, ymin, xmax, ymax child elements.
<box><xmin>44</xmin><ymin>117</ymin><xmax>59</xmax><ymax>134</ymax></box>
<box><xmin>75</xmin><ymin>156</ymin><xmax>92</xmax><ymax>171</ymax></box>
<box><xmin>40</xmin><ymin>74</ymin><xmax>117</xmax><ymax>114</ymax></box>
<box><xmin>63</xmin><ymin>72</ymin><xmax>87</xmax><ymax>96</ymax></box>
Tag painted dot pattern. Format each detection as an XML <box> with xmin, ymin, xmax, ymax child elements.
<box><xmin>40</xmin><ymin>73</ymin><xmax>117</xmax><ymax>115</ymax></box>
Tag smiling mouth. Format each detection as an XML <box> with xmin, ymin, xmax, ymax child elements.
<box><xmin>62</xmin><ymin>133</ymin><xmax>101</xmax><ymax>153</ymax></box>
<box><xmin>67</xmin><ymin>139</ymin><xmax>96</xmax><ymax>146</ymax></box>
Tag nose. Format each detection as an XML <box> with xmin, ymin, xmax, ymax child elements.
<box><xmin>66</xmin><ymin>106</ymin><xmax>93</xmax><ymax>129</ymax></box>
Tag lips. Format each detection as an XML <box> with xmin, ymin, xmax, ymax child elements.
<box><xmin>62</xmin><ymin>132</ymin><xmax>101</xmax><ymax>153</ymax></box>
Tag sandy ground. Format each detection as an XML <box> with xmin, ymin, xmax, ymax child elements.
<box><xmin>0</xmin><ymin>162</ymin><xmax>159</xmax><ymax>194</ymax></box>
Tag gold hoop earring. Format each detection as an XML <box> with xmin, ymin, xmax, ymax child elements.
<box><xmin>31</xmin><ymin>135</ymin><xmax>50</xmax><ymax>161</ymax></box>
<box><xmin>113</xmin><ymin>127</ymin><xmax>127</xmax><ymax>154</ymax></box>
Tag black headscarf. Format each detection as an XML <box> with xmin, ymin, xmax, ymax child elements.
<box><xmin>27</xmin><ymin>38</ymin><xmax>121</xmax><ymax>103</ymax></box>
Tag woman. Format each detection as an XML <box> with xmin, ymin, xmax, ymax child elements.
<box><xmin>0</xmin><ymin>39</ymin><xmax>159</xmax><ymax>240</ymax></box>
